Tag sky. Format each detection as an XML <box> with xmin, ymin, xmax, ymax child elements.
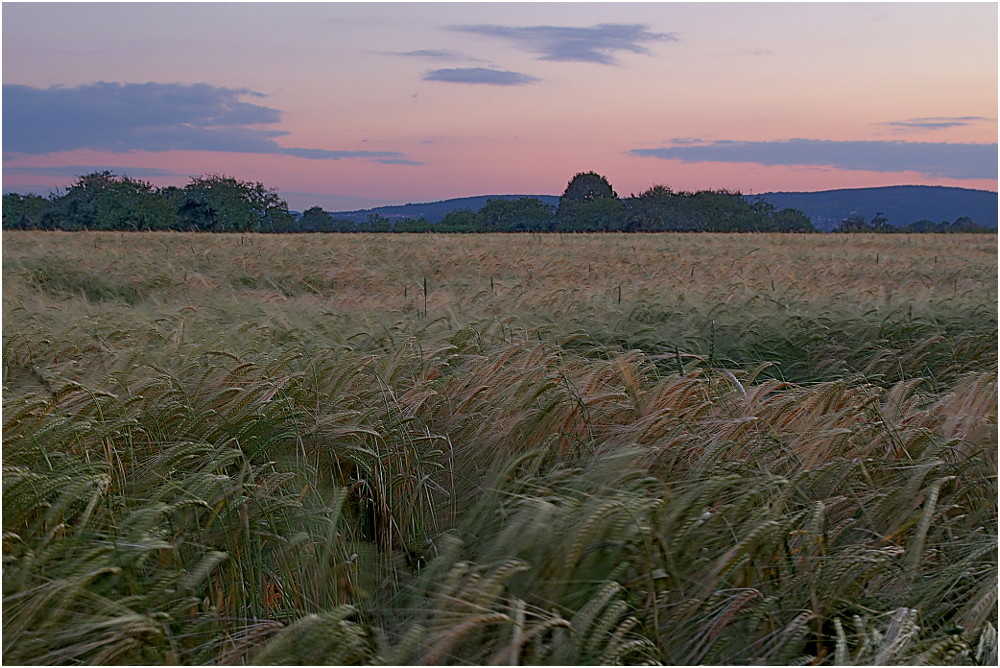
<box><xmin>2</xmin><ymin>1</ymin><xmax>997</xmax><ymax>211</ymax></box>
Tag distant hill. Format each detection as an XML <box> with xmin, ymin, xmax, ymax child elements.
<box><xmin>325</xmin><ymin>186</ymin><xmax>997</xmax><ymax>231</ymax></box>
<box><xmin>750</xmin><ymin>185</ymin><xmax>997</xmax><ymax>231</ymax></box>
<box><xmin>327</xmin><ymin>195</ymin><xmax>559</xmax><ymax>223</ymax></box>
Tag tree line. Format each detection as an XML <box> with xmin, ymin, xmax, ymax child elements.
<box><xmin>832</xmin><ymin>211</ymin><xmax>993</xmax><ymax>234</ymax></box>
<box><xmin>2</xmin><ymin>170</ymin><xmax>991</xmax><ymax>233</ymax></box>
<box><xmin>2</xmin><ymin>172</ymin><xmax>295</xmax><ymax>233</ymax></box>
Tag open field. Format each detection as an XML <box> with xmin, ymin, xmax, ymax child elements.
<box><xmin>3</xmin><ymin>231</ymin><xmax>997</xmax><ymax>665</ymax></box>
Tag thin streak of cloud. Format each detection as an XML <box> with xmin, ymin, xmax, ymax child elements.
<box><xmin>628</xmin><ymin>138</ymin><xmax>998</xmax><ymax>180</ymax></box>
<box><xmin>422</xmin><ymin>67</ymin><xmax>540</xmax><ymax>86</ymax></box>
<box><xmin>371</xmin><ymin>158</ymin><xmax>425</xmax><ymax>165</ymax></box>
<box><xmin>447</xmin><ymin>23</ymin><xmax>676</xmax><ymax>65</ymax></box>
<box><xmin>3</xmin><ymin>165</ymin><xmax>187</xmax><ymax>178</ymax></box>
<box><xmin>278</xmin><ymin>147</ymin><xmax>423</xmax><ymax>164</ymax></box>
<box><xmin>881</xmin><ymin>116</ymin><xmax>996</xmax><ymax>132</ymax></box>
<box><xmin>383</xmin><ymin>49</ymin><xmax>483</xmax><ymax>62</ymax></box>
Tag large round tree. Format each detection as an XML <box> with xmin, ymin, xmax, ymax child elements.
<box><xmin>559</xmin><ymin>171</ymin><xmax>618</xmax><ymax>204</ymax></box>
<box><xmin>557</xmin><ymin>171</ymin><xmax>624</xmax><ymax>230</ymax></box>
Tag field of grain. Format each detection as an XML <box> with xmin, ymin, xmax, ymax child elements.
<box><xmin>3</xmin><ymin>231</ymin><xmax>997</xmax><ymax>665</ymax></box>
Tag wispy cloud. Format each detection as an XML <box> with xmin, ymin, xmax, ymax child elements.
<box><xmin>446</xmin><ymin>23</ymin><xmax>676</xmax><ymax>65</ymax></box>
<box><xmin>668</xmin><ymin>137</ymin><xmax>712</xmax><ymax>146</ymax></box>
<box><xmin>3</xmin><ymin>165</ymin><xmax>187</xmax><ymax>178</ymax></box>
<box><xmin>422</xmin><ymin>67</ymin><xmax>540</xmax><ymax>86</ymax></box>
<box><xmin>628</xmin><ymin>138</ymin><xmax>998</xmax><ymax>180</ymax></box>
<box><xmin>384</xmin><ymin>49</ymin><xmax>482</xmax><ymax>62</ymax></box>
<box><xmin>372</xmin><ymin>157</ymin><xmax>426</xmax><ymax>165</ymax></box>
<box><xmin>2</xmin><ymin>81</ymin><xmax>421</xmax><ymax>164</ymax></box>
<box><xmin>278</xmin><ymin>147</ymin><xmax>423</xmax><ymax>164</ymax></box>
<box><xmin>880</xmin><ymin>116</ymin><xmax>996</xmax><ymax>132</ymax></box>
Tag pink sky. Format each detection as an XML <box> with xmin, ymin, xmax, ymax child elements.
<box><xmin>3</xmin><ymin>2</ymin><xmax>997</xmax><ymax>210</ymax></box>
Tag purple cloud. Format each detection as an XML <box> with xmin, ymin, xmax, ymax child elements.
<box><xmin>3</xmin><ymin>165</ymin><xmax>186</xmax><ymax>178</ymax></box>
<box><xmin>2</xmin><ymin>81</ymin><xmax>422</xmax><ymax>165</ymax></box>
<box><xmin>3</xmin><ymin>82</ymin><xmax>284</xmax><ymax>154</ymax></box>
<box><xmin>628</xmin><ymin>138</ymin><xmax>997</xmax><ymax>180</ymax></box>
<box><xmin>278</xmin><ymin>147</ymin><xmax>423</xmax><ymax>164</ymax></box>
<box><xmin>384</xmin><ymin>49</ymin><xmax>483</xmax><ymax>63</ymax></box>
<box><xmin>447</xmin><ymin>23</ymin><xmax>676</xmax><ymax>65</ymax></box>
<box><xmin>881</xmin><ymin>116</ymin><xmax>995</xmax><ymax>132</ymax></box>
<box><xmin>422</xmin><ymin>67</ymin><xmax>540</xmax><ymax>86</ymax></box>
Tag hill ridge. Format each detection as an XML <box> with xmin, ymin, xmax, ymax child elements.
<box><xmin>326</xmin><ymin>185</ymin><xmax>997</xmax><ymax>230</ymax></box>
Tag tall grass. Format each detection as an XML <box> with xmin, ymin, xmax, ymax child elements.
<box><xmin>3</xmin><ymin>231</ymin><xmax>996</xmax><ymax>664</ymax></box>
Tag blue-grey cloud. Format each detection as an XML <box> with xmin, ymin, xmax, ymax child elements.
<box><xmin>391</xmin><ymin>49</ymin><xmax>455</xmax><ymax>59</ymax></box>
<box><xmin>422</xmin><ymin>67</ymin><xmax>540</xmax><ymax>85</ymax></box>
<box><xmin>371</xmin><ymin>157</ymin><xmax>426</xmax><ymax>165</ymax></box>
<box><xmin>628</xmin><ymin>138</ymin><xmax>998</xmax><ymax>180</ymax></box>
<box><xmin>3</xmin><ymin>165</ymin><xmax>187</xmax><ymax>178</ymax></box>
<box><xmin>277</xmin><ymin>147</ymin><xmax>423</xmax><ymax>164</ymax></box>
<box><xmin>2</xmin><ymin>81</ymin><xmax>421</xmax><ymax>165</ymax></box>
<box><xmin>384</xmin><ymin>49</ymin><xmax>482</xmax><ymax>62</ymax></box>
<box><xmin>881</xmin><ymin>116</ymin><xmax>995</xmax><ymax>132</ymax></box>
<box><xmin>3</xmin><ymin>82</ymin><xmax>285</xmax><ymax>154</ymax></box>
<box><xmin>447</xmin><ymin>23</ymin><xmax>676</xmax><ymax>65</ymax></box>
<box><xmin>668</xmin><ymin>137</ymin><xmax>712</xmax><ymax>146</ymax></box>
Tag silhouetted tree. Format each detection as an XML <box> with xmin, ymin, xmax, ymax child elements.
<box><xmin>357</xmin><ymin>213</ymin><xmax>392</xmax><ymax>232</ymax></box>
<box><xmin>624</xmin><ymin>185</ymin><xmax>687</xmax><ymax>231</ymax></box>
<box><xmin>298</xmin><ymin>206</ymin><xmax>335</xmax><ymax>232</ymax></box>
<box><xmin>478</xmin><ymin>197</ymin><xmax>555</xmax><ymax>231</ymax></box>
<box><xmin>835</xmin><ymin>214</ymin><xmax>872</xmax><ymax>233</ymax></box>
<box><xmin>558</xmin><ymin>172</ymin><xmax>624</xmax><ymax>229</ymax></box>
<box><xmin>38</xmin><ymin>171</ymin><xmax>173</xmax><ymax>230</ymax></box>
<box><xmin>871</xmin><ymin>212</ymin><xmax>890</xmax><ymax>231</ymax></box>
<box><xmin>560</xmin><ymin>171</ymin><xmax>617</xmax><ymax>204</ymax></box>
<box><xmin>393</xmin><ymin>217</ymin><xmax>434</xmax><ymax>232</ymax></box>
<box><xmin>437</xmin><ymin>209</ymin><xmax>478</xmax><ymax>232</ymax></box>
<box><xmin>2</xmin><ymin>193</ymin><xmax>52</xmax><ymax>229</ymax></box>
<box><xmin>766</xmin><ymin>208</ymin><xmax>814</xmax><ymax>232</ymax></box>
<box><xmin>179</xmin><ymin>175</ymin><xmax>294</xmax><ymax>232</ymax></box>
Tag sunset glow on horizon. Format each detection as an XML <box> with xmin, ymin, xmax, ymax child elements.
<box><xmin>3</xmin><ymin>2</ymin><xmax>997</xmax><ymax>211</ymax></box>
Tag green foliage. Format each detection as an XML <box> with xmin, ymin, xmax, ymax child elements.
<box><xmin>3</xmin><ymin>171</ymin><xmax>295</xmax><ymax>232</ymax></box>
<box><xmin>390</xmin><ymin>216</ymin><xmax>433</xmax><ymax>233</ymax></box>
<box><xmin>11</xmin><ymin>169</ymin><xmax>990</xmax><ymax>233</ymax></box>
<box><xmin>179</xmin><ymin>174</ymin><xmax>294</xmax><ymax>232</ymax></box>
<box><xmin>558</xmin><ymin>196</ymin><xmax>627</xmax><ymax>232</ymax></box>
<box><xmin>437</xmin><ymin>208</ymin><xmax>479</xmax><ymax>232</ymax></box>
<box><xmin>836</xmin><ymin>212</ymin><xmax>994</xmax><ymax>233</ymax></box>
<box><xmin>2</xmin><ymin>193</ymin><xmax>51</xmax><ymax>230</ymax></box>
<box><xmin>558</xmin><ymin>172</ymin><xmax>624</xmax><ymax>230</ymax></box>
<box><xmin>292</xmin><ymin>206</ymin><xmax>339</xmax><ymax>233</ymax></box>
<box><xmin>38</xmin><ymin>172</ymin><xmax>174</xmax><ymax>231</ymax></box>
<box><xmin>836</xmin><ymin>214</ymin><xmax>875</xmax><ymax>233</ymax></box>
<box><xmin>624</xmin><ymin>184</ymin><xmax>695</xmax><ymax>231</ymax></box>
<box><xmin>560</xmin><ymin>171</ymin><xmax>619</xmax><ymax>204</ymax></box>
<box><xmin>356</xmin><ymin>213</ymin><xmax>393</xmax><ymax>232</ymax></box>
<box><xmin>478</xmin><ymin>197</ymin><xmax>556</xmax><ymax>231</ymax></box>
<box><xmin>625</xmin><ymin>185</ymin><xmax>815</xmax><ymax>232</ymax></box>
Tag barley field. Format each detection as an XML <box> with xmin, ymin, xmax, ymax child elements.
<box><xmin>3</xmin><ymin>231</ymin><xmax>997</xmax><ymax>665</ymax></box>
